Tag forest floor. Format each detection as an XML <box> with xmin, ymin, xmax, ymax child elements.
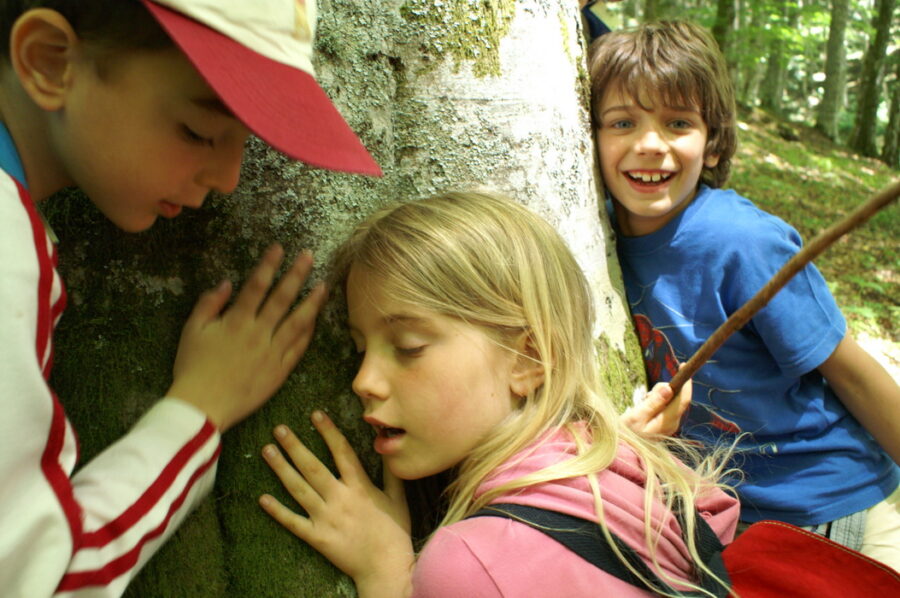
<box><xmin>728</xmin><ymin>106</ymin><xmax>899</xmax><ymax>379</ymax></box>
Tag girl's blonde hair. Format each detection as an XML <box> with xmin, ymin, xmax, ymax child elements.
<box><xmin>332</xmin><ymin>191</ymin><xmax>731</xmax><ymax>596</ymax></box>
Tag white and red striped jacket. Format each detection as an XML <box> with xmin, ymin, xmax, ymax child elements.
<box><xmin>0</xmin><ymin>141</ymin><xmax>222</xmax><ymax>597</ymax></box>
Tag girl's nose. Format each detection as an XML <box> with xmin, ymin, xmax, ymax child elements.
<box><xmin>352</xmin><ymin>353</ymin><xmax>389</xmax><ymax>402</ymax></box>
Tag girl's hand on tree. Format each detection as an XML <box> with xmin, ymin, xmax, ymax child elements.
<box><xmin>621</xmin><ymin>374</ymin><xmax>692</xmax><ymax>436</ymax></box>
<box><xmin>260</xmin><ymin>413</ymin><xmax>414</xmax><ymax>598</ymax></box>
<box><xmin>167</xmin><ymin>244</ymin><xmax>328</xmax><ymax>432</ymax></box>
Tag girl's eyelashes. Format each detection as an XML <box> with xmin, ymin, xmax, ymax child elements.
<box><xmin>396</xmin><ymin>345</ymin><xmax>426</xmax><ymax>358</ymax></box>
<box><xmin>180</xmin><ymin>124</ymin><xmax>214</xmax><ymax>147</ymax></box>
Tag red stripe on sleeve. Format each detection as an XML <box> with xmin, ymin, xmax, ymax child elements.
<box><xmin>18</xmin><ymin>181</ymin><xmax>85</xmax><ymax>547</ymax></box>
<box><xmin>80</xmin><ymin>419</ymin><xmax>219</xmax><ymax>548</ymax></box>
<box><xmin>56</xmin><ymin>443</ymin><xmax>222</xmax><ymax>591</ymax></box>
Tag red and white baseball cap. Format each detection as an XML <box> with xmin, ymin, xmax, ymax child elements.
<box><xmin>140</xmin><ymin>0</ymin><xmax>382</xmax><ymax>176</ymax></box>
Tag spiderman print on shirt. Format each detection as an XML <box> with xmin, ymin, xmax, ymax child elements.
<box><xmin>632</xmin><ymin>314</ymin><xmax>742</xmax><ymax>436</ymax></box>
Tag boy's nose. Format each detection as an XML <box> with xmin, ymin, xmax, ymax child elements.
<box><xmin>634</xmin><ymin>127</ymin><xmax>668</xmax><ymax>154</ymax></box>
<box><xmin>352</xmin><ymin>354</ymin><xmax>389</xmax><ymax>402</ymax></box>
<box><xmin>196</xmin><ymin>139</ymin><xmax>245</xmax><ymax>194</ymax></box>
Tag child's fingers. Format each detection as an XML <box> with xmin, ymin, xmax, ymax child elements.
<box><xmin>645</xmin><ymin>382</ymin><xmax>674</xmax><ymax>412</ymax></box>
<box><xmin>258</xmin><ymin>493</ymin><xmax>314</xmax><ymax>540</ymax></box>
<box><xmin>382</xmin><ymin>463</ymin><xmax>404</xmax><ymax>503</ymax></box>
<box><xmin>185</xmin><ymin>280</ymin><xmax>233</xmax><ymax>328</ymax></box>
<box><xmin>272</xmin><ymin>424</ymin><xmax>341</xmax><ymax>500</ymax></box>
<box><xmin>231</xmin><ymin>244</ymin><xmax>284</xmax><ymax>316</ymax></box>
<box><xmin>674</xmin><ymin>378</ymin><xmax>692</xmax><ymax>417</ymax></box>
<box><xmin>310</xmin><ymin>411</ymin><xmax>368</xmax><ymax>483</ymax></box>
<box><xmin>262</xmin><ymin>442</ymin><xmax>325</xmax><ymax>513</ymax></box>
<box><xmin>381</xmin><ymin>459</ymin><xmax>411</xmax><ymax>534</ymax></box>
<box><xmin>275</xmin><ymin>283</ymin><xmax>328</xmax><ymax>365</ymax></box>
<box><xmin>258</xmin><ymin>250</ymin><xmax>315</xmax><ymax>328</ymax></box>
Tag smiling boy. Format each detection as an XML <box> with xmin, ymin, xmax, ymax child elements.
<box><xmin>0</xmin><ymin>1</ymin><xmax>379</xmax><ymax>596</ymax></box>
<box><xmin>589</xmin><ymin>21</ymin><xmax>899</xmax><ymax>566</ymax></box>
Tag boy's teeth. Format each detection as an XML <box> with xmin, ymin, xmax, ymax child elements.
<box><xmin>629</xmin><ymin>172</ymin><xmax>670</xmax><ymax>182</ymax></box>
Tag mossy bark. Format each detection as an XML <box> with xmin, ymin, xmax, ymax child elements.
<box><xmin>45</xmin><ymin>1</ymin><xmax>644</xmax><ymax>596</ymax></box>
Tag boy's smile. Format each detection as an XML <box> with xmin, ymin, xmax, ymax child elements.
<box><xmin>597</xmin><ymin>87</ymin><xmax>719</xmax><ymax>236</ymax></box>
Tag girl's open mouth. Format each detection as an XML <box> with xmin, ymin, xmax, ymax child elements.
<box><xmin>373</xmin><ymin>425</ymin><xmax>406</xmax><ymax>455</ymax></box>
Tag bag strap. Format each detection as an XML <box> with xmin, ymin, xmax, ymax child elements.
<box><xmin>469</xmin><ymin>503</ymin><xmax>730</xmax><ymax>597</ymax></box>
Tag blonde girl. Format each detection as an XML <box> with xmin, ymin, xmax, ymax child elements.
<box><xmin>258</xmin><ymin>191</ymin><xmax>738</xmax><ymax>598</ymax></box>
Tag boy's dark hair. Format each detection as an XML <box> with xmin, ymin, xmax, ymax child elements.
<box><xmin>1</xmin><ymin>0</ymin><xmax>171</xmax><ymax>67</ymax></box>
<box><xmin>588</xmin><ymin>20</ymin><xmax>737</xmax><ymax>188</ymax></box>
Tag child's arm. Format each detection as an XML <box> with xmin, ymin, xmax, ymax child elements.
<box><xmin>818</xmin><ymin>335</ymin><xmax>900</xmax><ymax>463</ymax></box>
<box><xmin>51</xmin><ymin>245</ymin><xmax>326</xmax><ymax>596</ymax></box>
<box><xmin>260</xmin><ymin>412</ymin><xmax>415</xmax><ymax>598</ymax></box>
<box><xmin>168</xmin><ymin>244</ymin><xmax>328</xmax><ymax>432</ymax></box>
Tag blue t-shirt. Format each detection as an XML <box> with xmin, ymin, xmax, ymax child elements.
<box><xmin>0</xmin><ymin>122</ymin><xmax>26</xmax><ymax>187</ymax></box>
<box><xmin>613</xmin><ymin>185</ymin><xmax>899</xmax><ymax>525</ymax></box>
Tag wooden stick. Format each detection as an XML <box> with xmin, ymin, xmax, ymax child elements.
<box><xmin>667</xmin><ymin>178</ymin><xmax>900</xmax><ymax>396</ymax></box>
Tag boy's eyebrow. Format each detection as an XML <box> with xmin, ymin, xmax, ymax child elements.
<box><xmin>600</xmin><ymin>104</ymin><xmax>633</xmax><ymax>117</ymax></box>
<box><xmin>601</xmin><ymin>103</ymin><xmax>701</xmax><ymax>117</ymax></box>
<box><xmin>191</xmin><ymin>97</ymin><xmax>235</xmax><ymax>118</ymax></box>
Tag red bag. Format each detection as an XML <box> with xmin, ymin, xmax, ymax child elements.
<box><xmin>470</xmin><ymin>504</ymin><xmax>900</xmax><ymax>596</ymax></box>
<box><xmin>724</xmin><ymin>520</ymin><xmax>900</xmax><ymax>597</ymax></box>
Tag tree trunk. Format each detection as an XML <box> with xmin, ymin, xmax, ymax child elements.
<box><xmin>737</xmin><ymin>2</ymin><xmax>769</xmax><ymax>107</ymax></box>
<box><xmin>849</xmin><ymin>0</ymin><xmax>897</xmax><ymax>157</ymax></box>
<box><xmin>815</xmin><ymin>0</ymin><xmax>850</xmax><ymax>141</ymax></box>
<box><xmin>882</xmin><ymin>54</ymin><xmax>900</xmax><ymax>167</ymax></box>
<box><xmin>760</xmin><ymin>0</ymin><xmax>795</xmax><ymax>116</ymax></box>
<box><xmin>45</xmin><ymin>1</ymin><xmax>642</xmax><ymax>597</ymax></box>
<box><xmin>712</xmin><ymin>0</ymin><xmax>736</xmax><ymax>72</ymax></box>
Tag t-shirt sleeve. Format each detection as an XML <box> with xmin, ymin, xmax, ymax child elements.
<box><xmin>411</xmin><ymin>527</ymin><xmax>503</xmax><ymax>598</ymax></box>
<box><xmin>722</xmin><ymin>215</ymin><xmax>845</xmax><ymax>378</ymax></box>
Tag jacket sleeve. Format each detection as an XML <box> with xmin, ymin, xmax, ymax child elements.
<box><xmin>0</xmin><ymin>175</ymin><xmax>221</xmax><ymax>598</ymax></box>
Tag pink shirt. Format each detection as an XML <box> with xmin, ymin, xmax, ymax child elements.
<box><xmin>412</xmin><ymin>427</ymin><xmax>738</xmax><ymax>597</ymax></box>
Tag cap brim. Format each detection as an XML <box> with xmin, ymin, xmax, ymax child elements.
<box><xmin>142</xmin><ymin>0</ymin><xmax>382</xmax><ymax>176</ymax></box>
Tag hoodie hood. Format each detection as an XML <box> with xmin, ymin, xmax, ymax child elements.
<box><xmin>476</xmin><ymin>426</ymin><xmax>739</xmax><ymax>586</ymax></box>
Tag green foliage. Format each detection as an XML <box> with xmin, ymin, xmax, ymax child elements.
<box><xmin>730</xmin><ymin>106</ymin><xmax>898</xmax><ymax>342</ymax></box>
<box><xmin>606</xmin><ymin>0</ymin><xmax>899</xmax><ymax>161</ymax></box>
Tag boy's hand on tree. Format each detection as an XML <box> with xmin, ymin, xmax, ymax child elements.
<box><xmin>260</xmin><ymin>413</ymin><xmax>414</xmax><ymax>598</ymax></box>
<box><xmin>167</xmin><ymin>244</ymin><xmax>328</xmax><ymax>432</ymax></box>
<box><xmin>621</xmin><ymin>374</ymin><xmax>692</xmax><ymax>436</ymax></box>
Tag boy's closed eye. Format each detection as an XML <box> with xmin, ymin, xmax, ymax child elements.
<box><xmin>180</xmin><ymin>124</ymin><xmax>215</xmax><ymax>147</ymax></box>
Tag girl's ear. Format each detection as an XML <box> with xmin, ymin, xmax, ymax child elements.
<box><xmin>704</xmin><ymin>153</ymin><xmax>720</xmax><ymax>168</ymax></box>
<box><xmin>509</xmin><ymin>332</ymin><xmax>545</xmax><ymax>398</ymax></box>
<box><xmin>9</xmin><ymin>9</ymin><xmax>79</xmax><ymax>111</ymax></box>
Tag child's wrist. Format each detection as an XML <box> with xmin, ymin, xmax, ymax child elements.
<box><xmin>353</xmin><ymin>553</ymin><xmax>414</xmax><ymax>598</ymax></box>
<box><xmin>165</xmin><ymin>383</ymin><xmax>228</xmax><ymax>432</ymax></box>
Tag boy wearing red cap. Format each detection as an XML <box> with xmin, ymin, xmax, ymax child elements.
<box><xmin>0</xmin><ymin>1</ymin><xmax>379</xmax><ymax>596</ymax></box>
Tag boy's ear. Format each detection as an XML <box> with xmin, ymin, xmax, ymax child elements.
<box><xmin>509</xmin><ymin>332</ymin><xmax>545</xmax><ymax>398</ymax></box>
<box><xmin>704</xmin><ymin>153</ymin><xmax>720</xmax><ymax>168</ymax></box>
<box><xmin>9</xmin><ymin>9</ymin><xmax>79</xmax><ymax>111</ymax></box>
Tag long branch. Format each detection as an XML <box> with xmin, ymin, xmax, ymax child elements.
<box><xmin>667</xmin><ymin>178</ymin><xmax>900</xmax><ymax>396</ymax></box>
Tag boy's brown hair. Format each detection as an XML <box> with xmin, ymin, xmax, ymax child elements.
<box><xmin>0</xmin><ymin>0</ymin><xmax>170</xmax><ymax>65</ymax></box>
<box><xmin>588</xmin><ymin>20</ymin><xmax>737</xmax><ymax>188</ymax></box>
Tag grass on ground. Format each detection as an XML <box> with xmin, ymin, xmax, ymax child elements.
<box><xmin>727</xmin><ymin>107</ymin><xmax>898</xmax><ymax>374</ymax></box>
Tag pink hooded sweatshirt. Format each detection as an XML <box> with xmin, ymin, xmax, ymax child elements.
<box><xmin>412</xmin><ymin>427</ymin><xmax>739</xmax><ymax>597</ymax></box>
